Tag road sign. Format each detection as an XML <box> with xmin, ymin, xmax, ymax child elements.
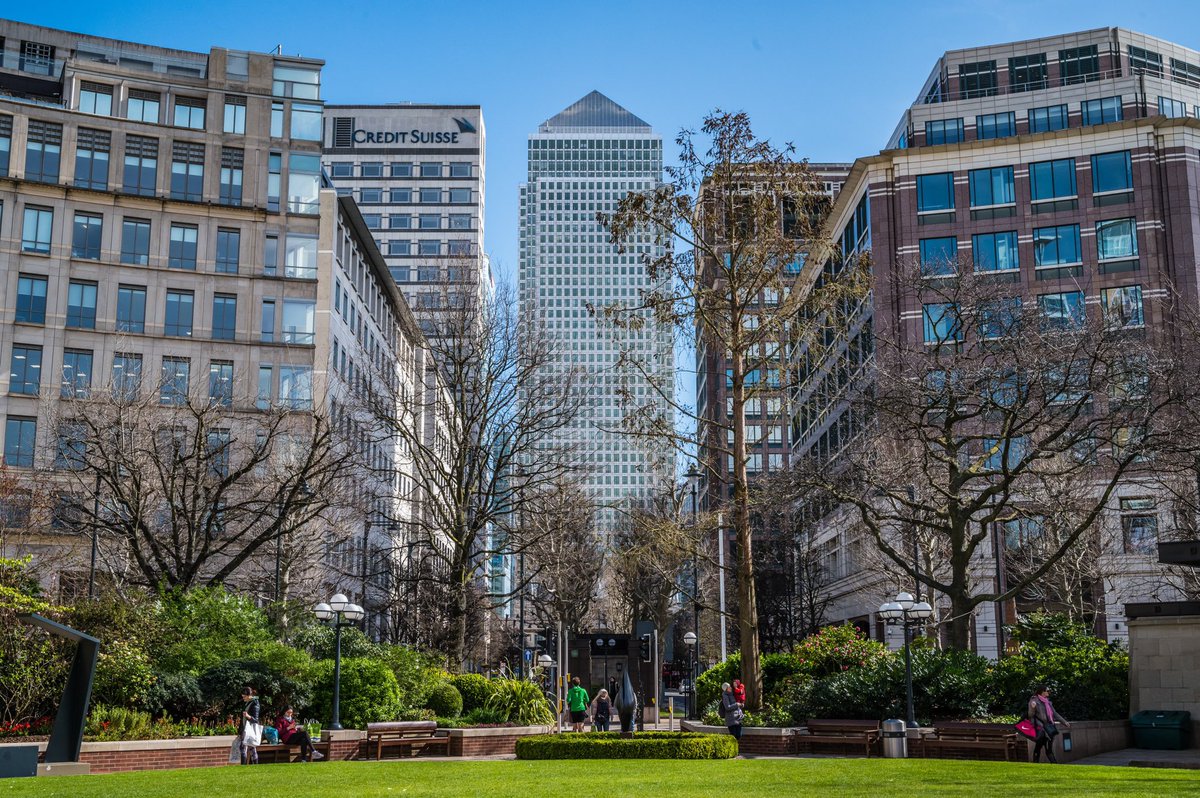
<box><xmin>524</xmin><ymin>648</ymin><xmax>532</xmax><ymax>662</ymax></box>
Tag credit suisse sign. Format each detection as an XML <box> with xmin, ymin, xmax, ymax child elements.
<box><xmin>352</xmin><ymin>117</ymin><xmax>477</xmax><ymax>145</ymax></box>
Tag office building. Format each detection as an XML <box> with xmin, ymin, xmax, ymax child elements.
<box><xmin>518</xmin><ymin>91</ymin><xmax>674</xmax><ymax>530</ymax></box>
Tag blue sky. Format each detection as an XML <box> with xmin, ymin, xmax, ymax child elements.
<box><xmin>11</xmin><ymin>0</ymin><xmax>1200</xmax><ymax>282</ymax></box>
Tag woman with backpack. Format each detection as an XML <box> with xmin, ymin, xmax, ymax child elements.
<box><xmin>720</xmin><ymin>682</ymin><xmax>744</xmax><ymax>741</ymax></box>
<box><xmin>1028</xmin><ymin>685</ymin><xmax>1070</xmax><ymax>763</ymax></box>
<box><xmin>590</xmin><ymin>689</ymin><xmax>612</xmax><ymax>732</ymax></box>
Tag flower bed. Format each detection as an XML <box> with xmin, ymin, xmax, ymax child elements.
<box><xmin>516</xmin><ymin>731</ymin><xmax>737</xmax><ymax>760</ymax></box>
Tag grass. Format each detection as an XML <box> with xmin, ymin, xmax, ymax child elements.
<box><xmin>4</xmin><ymin>758</ymin><xmax>1200</xmax><ymax>798</ymax></box>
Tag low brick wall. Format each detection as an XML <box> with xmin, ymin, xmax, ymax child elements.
<box><xmin>679</xmin><ymin>721</ymin><xmax>792</xmax><ymax>756</ymax></box>
<box><xmin>445</xmin><ymin>726</ymin><xmax>552</xmax><ymax>757</ymax></box>
<box><xmin>1025</xmin><ymin>720</ymin><xmax>1132</xmax><ymax>764</ymax></box>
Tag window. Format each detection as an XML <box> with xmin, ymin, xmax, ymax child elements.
<box><xmin>256</xmin><ymin>365</ymin><xmax>273</xmax><ymax>410</ymax></box>
<box><xmin>222</xmin><ymin>96</ymin><xmax>246</xmax><ymax>134</ymax></box>
<box><xmin>1129</xmin><ymin>46</ymin><xmax>1163</xmax><ymax>77</ymax></box>
<box><xmin>287</xmin><ymin>153</ymin><xmax>321</xmax><ymax>213</ymax></box>
<box><xmin>449</xmin><ymin>162</ymin><xmax>471</xmax><ymax>177</ymax></box>
<box><xmin>449</xmin><ymin>214</ymin><xmax>471</xmax><ymax>230</ymax></box>
<box><xmin>112</xmin><ymin>353</ymin><xmax>142</xmax><ymax>400</ymax></box>
<box><xmin>127</xmin><ymin>90</ymin><xmax>160</xmax><ymax>123</ymax></box>
<box><xmin>1029</xmin><ymin>158</ymin><xmax>1076</xmax><ymax>201</ymax></box>
<box><xmin>330</xmin><ymin>162</ymin><xmax>352</xmax><ymax>178</ymax></box>
<box><xmin>264</xmin><ymin>234</ymin><xmax>279</xmax><ymax>276</ymax></box>
<box><xmin>173</xmin><ymin>97</ymin><xmax>206</xmax><ymax>129</ymax></box>
<box><xmin>25</xmin><ymin>120</ymin><xmax>62</xmax><ymax>183</ymax></box>
<box><xmin>15</xmin><ymin>276</ymin><xmax>47</xmax><ymax>324</ymax></box>
<box><xmin>279</xmin><ymin>366</ymin><xmax>313</xmax><ymax>410</ymax></box>
<box><xmin>79</xmin><ymin>82</ymin><xmax>113</xmax><ymax>115</ymax></box>
<box><xmin>1081</xmin><ymin>97</ymin><xmax>1122</xmax><ymax>126</ymax></box>
<box><xmin>359</xmin><ymin>188</ymin><xmax>382</xmax><ymax>204</ymax></box>
<box><xmin>1060</xmin><ymin>45</ymin><xmax>1100</xmax><ymax>84</ymax></box>
<box><xmin>958</xmin><ymin>60</ymin><xmax>997</xmax><ymax>98</ymax></box>
<box><xmin>160</xmin><ymin>357</ymin><xmax>190</xmax><ymax>405</ymax></box>
<box><xmin>61</xmin><ymin>349</ymin><xmax>93</xmax><ymax>398</ymax></box>
<box><xmin>0</xmin><ymin>115</ymin><xmax>11</xmax><ymax>176</ymax></box>
<box><xmin>261</xmin><ymin>300</ymin><xmax>275</xmax><ymax>342</ymax></box>
<box><xmin>984</xmin><ymin>436</ymin><xmax>1027</xmax><ymax>471</ymax></box>
<box><xmin>360</xmin><ymin>162</ymin><xmax>384</xmax><ymax>178</ymax></box>
<box><xmin>968</xmin><ymin>166</ymin><xmax>1014</xmax><ymax>206</ymax></box>
<box><xmin>219</xmin><ymin>147</ymin><xmax>244</xmax><ymax>205</ymax></box>
<box><xmin>20</xmin><ymin>41</ymin><xmax>54</xmax><ymax>76</ymax></box>
<box><xmin>270</xmin><ymin>102</ymin><xmax>284</xmax><ymax>138</ymax></box>
<box><xmin>168</xmin><ymin>224</ymin><xmax>198</xmax><ymax>269</ymax></box>
<box><xmin>388</xmin><ymin>241</ymin><xmax>411</xmax><ymax>256</ymax></box>
<box><xmin>1091</xmin><ymin>151</ymin><xmax>1133</xmax><ymax>193</ymax></box>
<box><xmin>449</xmin><ymin>188</ymin><xmax>471</xmax><ymax>203</ymax></box>
<box><xmin>207</xmin><ymin>430</ymin><xmax>231</xmax><ymax>477</ymax></box>
<box><xmin>919</xmin><ymin>237</ymin><xmax>957</xmax><ymax>276</ymax></box>
<box><xmin>123</xmin><ymin>135</ymin><xmax>158</xmax><ymax>196</ymax></box>
<box><xmin>975</xmin><ymin>112</ymin><xmax>1015</xmax><ymax>140</ymax></box>
<box><xmin>420</xmin><ymin>187</ymin><xmax>441</xmax><ymax>204</ymax></box>
<box><xmin>4</xmin><ymin>417</ymin><xmax>37</xmax><ymax>468</ymax></box>
<box><xmin>980</xmin><ymin>297</ymin><xmax>1022</xmax><ymax>339</ymax></box>
<box><xmin>1003</xmin><ymin>516</ymin><xmax>1045</xmax><ymax>549</ymax></box>
<box><xmin>272</xmin><ymin>64</ymin><xmax>320</xmax><ymax>99</ymax></box>
<box><xmin>391</xmin><ymin>162</ymin><xmax>412</xmax><ymax>177</ymax></box>
<box><xmin>922</xmin><ymin>303</ymin><xmax>961</xmax><ymax>344</ymax></box>
<box><xmin>209</xmin><ymin>361</ymin><xmax>234</xmax><ymax>406</ymax></box>
<box><xmin>74</xmin><ymin>128</ymin><xmax>110</xmax><ymax>190</ymax></box>
<box><xmin>390</xmin><ymin>188</ymin><xmax>412</xmax><ymax>203</ymax></box>
<box><xmin>1102</xmin><ymin>285</ymin><xmax>1144</xmax><ymax>328</ymax></box>
<box><xmin>170</xmin><ymin>141</ymin><xmax>204</xmax><ymax>201</ymax></box>
<box><xmin>448</xmin><ymin>240</ymin><xmax>471</xmax><ymax>256</ymax></box>
<box><xmin>362</xmin><ymin>213</ymin><xmax>382</xmax><ymax>230</ymax></box>
<box><xmin>291</xmin><ymin>103</ymin><xmax>321</xmax><ymax>141</ymax></box>
<box><xmin>267</xmin><ymin>152</ymin><xmax>282</xmax><ymax>211</ymax></box>
<box><xmin>1009</xmin><ymin>53</ymin><xmax>1048</xmax><ymax>92</ymax></box>
<box><xmin>212</xmin><ymin>294</ymin><xmax>237</xmax><ymax>340</ymax></box>
<box><xmin>68</xmin><ymin>213</ymin><xmax>103</xmax><ymax>264</ymax></box>
<box><xmin>10</xmin><ymin>345</ymin><xmax>42</xmax><ymax>395</ymax></box>
<box><xmin>420</xmin><ymin>162</ymin><xmax>441</xmax><ymax>177</ymax></box>
<box><xmin>212</xmin><ymin>228</ymin><xmax>241</xmax><ymax>274</ymax></box>
<box><xmin>165</xmin><ymin>290</ymin><xmax>194</xmax><ymax>337</ymax></box>
<box><xmin>120</xmin><ymin>218</ymin><xmax>151</xmax><ymax>265</ymax></box>
<box><xmin>116</xmin><ymin>286</ymin><xmax>147</xmax><ymax>333</ymax></box>
<box><xmin>1028</xmin><ymin>104</ymin><xmax>1069</xmax><ymax>133</ymax></box>
<box><xmin>1032</xmin><ymin>225</ymin><xmax>1081</xmax><ymax>268</ymax></box>
<box><xmin>284</xmin><ymin>234</ymin><xmax>317</xmax><ymax>279</ymax></box>
<box><xmin>1038</xmin><ymin>291</ymin><xmax>1085</xmax><ymax>328</ymax></box>
<box><xmin>419</xmin><ymin>214</ymin><xmax>440</xmax><ymax>230</ymax></box>
<box><xmin>282</xmin><ymin>300</ymin><xmax>315</xmax><ymax>344</ymax></box>
<box><xmin>916</xmin><ymin>173</ymin><xmax>954</xmax><ymax>212</ymax></box>
<box><xmin>1158</xmin><ymin>96</ymin><xmax>1188</xmax><ymax>118</ymax></box>
<box><xmin>418</xmin><ymin>240</ymin><xmax>440</xmax><ymax>256</ymax></box>
<box><xmin>66</xmin><ymin>282</ymin><xmax>97</xmax><ymax>329</ymax></box>
<box><xmin>1096</xmin><ymin>218</ymin><xmax>1138</xmax><ymax>260</ymax></box>
<box><xmin>21</xmin><ymin>206</ymin><xmax>53</xmax><ymax>253</ymax></box>
<box><xmin>1173</xmin><ymin>57</ymin><xmax>1200</xmax><ymax>86</ymax></box>
<box><xmin>1121</xmin><ymin>498</ymin><xmax>1158</xmax><ymax>554</ymax></box>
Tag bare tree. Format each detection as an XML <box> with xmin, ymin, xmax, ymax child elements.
<box><xmin>795</xmin><ymin>260</ymin><xmax>1198</xmax><ymax>649</ymax></box>
<box><xmin>594</xmin><ymin>111</ymin><xmax>861</xmax><ymax>707</ymax></box>
<box><xmin>363</xmin><ymin>279</ymin><xmax>589</xmax><ymax>669</ymax></box>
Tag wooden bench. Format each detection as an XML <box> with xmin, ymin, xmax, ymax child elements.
<box><xmin>364</xmin><ymin>721</ymin><xmax>449</xmax><ymax>760</ymax></box>
<box><xmin>794</xmin><ymin>719</ymin><xmax>881</xmax><ymax>757</ymax></box>
<box><xmin>918</xmin><ymin>722</ymin><xmax>1021</xmax><ymax>762</ymax></box>
<box><xmin>255</xmin><ymin>740</ymin><xmax>332</xmax><ymax>763</ymax></box>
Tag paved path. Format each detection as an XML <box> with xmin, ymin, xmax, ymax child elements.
<box><xmin>1071</xmin><ymin>747</ymin><xmax>1200</xmax><ymax>769</ymax></box>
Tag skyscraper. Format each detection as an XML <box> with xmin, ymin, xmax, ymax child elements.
<box><xmin>518</xmin><ymin>91</ymin><xmax>673</xmax><ymax>529</ymax></box>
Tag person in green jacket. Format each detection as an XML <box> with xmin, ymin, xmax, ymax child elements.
<box><xmin>567</xmin><ymin>677</ymin><xmax>589</xmax><ymax>732</ymax></box>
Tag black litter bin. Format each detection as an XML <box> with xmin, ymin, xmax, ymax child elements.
<box><xmin>1130</xmin><ymin>710</ymin><xmax>1192</xmax><ymax>750</ymax></box>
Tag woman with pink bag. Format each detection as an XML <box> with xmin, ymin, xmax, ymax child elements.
<box><xmin>1027</xmin><ymin>685</ymin><xmax>1070</xmax><ymax>763</ymax></box>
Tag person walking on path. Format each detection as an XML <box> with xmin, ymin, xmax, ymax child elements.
<box><xmin>1028</xmin><ymin>685</ymin><xmax>1070</xmax><ymax>763</ymax></box>
<box><xmin>590</xmin><ymin>689</ymin><xmax>612</xmax><ymax>732</ymax></box>
<box><xmin>720</xmin><ymin>682</ymin><xmax>744</xmax><ymax>741</ymax></box>
<box><xmin>567</xmin><ymin>677</ymin><xmax>590</xmax><ymax>732</ymax></box>
<box><xmin>238</xmin><ymin>687</ymin><xmax>261</xmax><ymax>765</ymax></box>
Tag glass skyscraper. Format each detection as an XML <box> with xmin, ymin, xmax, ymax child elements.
<box><xmin>518</xmin><ymin>91</ymin><xmax>674</xmax><ymax>531</ymax></box>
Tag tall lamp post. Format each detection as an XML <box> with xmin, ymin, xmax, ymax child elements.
<box><xmin>313</xmin><ymin>593</ymin><xmax>364</xmax><ymax>731</ymax></box>
<box><xmin>685</xmin><ymin>464</ymin><xmax>701</xmax><ymax>677</ymax></box>
<box><xmin>877</xmin><ymin>591</ymin><xmax>933</xmax><ymax>728</ymax></box>
<box><xmin>683</xmin><ymin>631</ymin><xmax>697</xmax><ymax>720</ymax></box>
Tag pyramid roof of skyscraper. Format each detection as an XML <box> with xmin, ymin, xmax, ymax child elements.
<box><xmin>538</xmin><ymin>90</ymin><xmax>652</xmax><ymax>134</ymax></box>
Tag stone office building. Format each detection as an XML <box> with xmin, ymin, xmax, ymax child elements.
<box><xmin>791</xmin><ymin>27</ymin><xmax>1200</xmax><ymax>656</ymax></box>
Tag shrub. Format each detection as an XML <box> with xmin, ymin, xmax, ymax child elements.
<box><xmin>791</xmin><ymin>625</ymin><xmax>888</xmax><ymax>678</ymax></box>
<box><xmin>152</xmin><ymin>587</ymin><xmax>276</xmax><ymax>674</ymax></box>
<box><xmin>290</xmin><ymin>622</ymin><xmax>384</xmax><ymax>663</ymax></box>
<box><xmin>425</xmin><ymin>682</ymin><xmax>463</xmax><ymax>718</ymax></box>
<box><xmin>85</xmin><ymin>705</ymin><xmax>176</xmax><ymax>741</ymax></box>
<box><xmin>516</xmin><ymin>731</ymin><xmax>737</xmax><ymax>760</ymax></box>
<box><xmin>451</xmin><ymin>673</ymin><xmax>494</xmax><ymax>712</ymax></box>
<box><xmin>396</xmin><ymin>707</ymin><xmax>436</xmax><ymax>722</ymax></box>
<box><xmin>0</xmin><ymin>557</ymin><xmax>69</xmax><ymax>724</ymax></box>
<box><xmin>462</xmin><ymin>706</ymin><xmax>508</xmax><ymax>726</ymax></box>
<box><xmin>380</xmin><ymin>646</ymin><xmax>449</xmax><ymax>709</ymax></box>
<box><xmin>198</xmin><ymin>657</ymin><xmax>313</xmax><ymax>719</ymax></box>
<box><xmin>485</xmin><ymin>678</ymin><xmax>554</xmax><ymax>726</ymax></box>
<box><xmin>696</xmin><ymin>650</ymin><xmax>820</xmax><ymax>709</ymax></box>
<box><xmin>141</xmin><ymin>671</ymin><xmax>203</xmax><ymax>720</ymax></box>
<box><xmin>92</xmin><ymin>638</ymin><xmax>157</xmax><ymax>710</ymax></box>
<box><xmin>309</xmin><ymin>658</ymin><xmax>403</xmax><ymax>729</ymax></box>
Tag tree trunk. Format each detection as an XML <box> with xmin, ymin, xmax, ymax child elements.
<box><xmin>447</xmin><ymin>556</ymin><xmax>470</xmax><ymax>673</ymax></box>
<box><xmin>730</xmin><ymin>348</ymin><xmax>763</xmax><ymax>710</ymax></box>
<box><xmin>947</xmin><ymin>593</ymin><xmax>974</xmax><ymax>651</ymax></box>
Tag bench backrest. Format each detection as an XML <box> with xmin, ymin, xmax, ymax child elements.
<box><xmin>806</xmin><ymin>719</ymin><xmax>880</xmax><ymax>734</ymax></box>
<box><xmin>366</xmin><ymin>721</ymin><xmax>438</xmax><ymax>738</ymax></box>
<box><xmin>932</xmin><ymin>722</ymin><xmax>1016</xmax><ymax>740</ymax></box>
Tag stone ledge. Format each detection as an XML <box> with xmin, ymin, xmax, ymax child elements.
<box><xmin>444</xmin><ymin>726</ymin><xmax>551</xmax><ymax>739</ymax></box>
<box><xmin>681</xmin><ymin>720</ymin><xmax>794</xmax><ymax>736</ymax></box>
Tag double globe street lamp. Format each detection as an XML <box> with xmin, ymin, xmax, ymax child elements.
<box><xmin>313</xmin><ymin>593</ymin><xmax>365</xmax><ymax>731</ymax></box>
<box><xmin>877</xmin><ymin>591</ymin><xmax>933</xmax><ymax>729</ymax></box>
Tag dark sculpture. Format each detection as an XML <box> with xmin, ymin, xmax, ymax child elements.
<box><xmin>18</xmin><ymin>614</ymin><xmax>99</xmax><ymax>763</ymax></box>
<box><xmin>616</xmin><ymin>668</ymin><xmax>637</xmax><ymax>734</ymax></box>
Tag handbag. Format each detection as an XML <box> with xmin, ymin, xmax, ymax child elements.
<box><xmin>243</xmin><ymin>721</ymin><xmax>263</xmax><ymax>747</ymax></box>
<box><xmin>1043</xmin><ymin>721</ymin><xmax>1059</xmax><ymax>738</ymax></box>
<box><xmin>1014</xmin><ymin>719</ymin><xmax>1037</xmax><ymax>740</ymax></box>
<box><xmin>1062</xmin><ymin>731</ymin><xmax>1072</xmax><ymax>752</ymax></box>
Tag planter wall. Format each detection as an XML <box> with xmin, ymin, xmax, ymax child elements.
<box><xmin>679</xmin><ymin>720</ymin><xmax>794</xmax><ymax>756</ymax></box>
<box><xmin>445</xmin><ymin>726</ymin><xmax>553</xmax><ymax>757</ymax></box>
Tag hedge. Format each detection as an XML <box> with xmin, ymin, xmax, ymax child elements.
<box><xmin>516</xmin><ymin>732</ymin><xmax>737</xmax><ymax>760</ymax></box>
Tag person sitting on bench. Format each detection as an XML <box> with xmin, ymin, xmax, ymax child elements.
<box><xmin>275</xmin><ymin>706</ymin><xmax>322</xmax><ymax>761</ymax></box>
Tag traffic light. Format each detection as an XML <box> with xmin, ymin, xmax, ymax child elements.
<box><xmin>639</xmin><ymin>633</ymin><xmax>652</xmax><ymax>662</ymax></box>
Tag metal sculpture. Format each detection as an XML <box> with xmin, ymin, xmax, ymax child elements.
<box><xmin>616</xmin><ymin>668</ymin><xmax>637</xmax><ymax>734</ymax></box>
<box><xmin>17</xmin><ymin>614</ymin><xmax>99</xmax><ymax>763</ymax></box>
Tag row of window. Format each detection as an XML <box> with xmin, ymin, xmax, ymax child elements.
<box><xmin>1000</xmin><ymin>499</ymin><xmax>1158</xmax><ymax>555</ymax></box>
<box><xmin>915</xmin><ymin>150</ymin><xmax>1133</xmax><ymax>213</ymax></box>
<box><xmin>919</xmin><ymin>217</ymin><xmax>1139</xmax><ymax>275</ymax></box>
<box><xmin>329</xmin><ymin>161</ymin><xmax>473</xmax><ymax>179</ymax></box>
<box><xmin>351</xmin><ymin>186</ymin><xmax>474</xmax><ymax>205</ymax></box>
<box><xmin>924</xmin><ymin>97</ymin><xmax>1124</xmax><ymax>144</ymax></box>
<box><xmin>0</xmin><ymin>117</ymin><xmax>322</xmax><ymax>213</ymax></box>
<box><xmin>360</xmin><ymin>212</ymin><xmax>474</xmax><ymax>231</ymax></box>
<box><xmin>11</xmin><ymin>278</ymin><xmax>315</xmax><ymax>343</ymax></box>
<box><xmin>382</xmin><ymin>239</ymin><xmax>474</xmax><ymax>257</ymax></box>
<box><xmin>921</xmin><ymin>284</ymin><xmax>1146</xmax><ymax>343</ymax></box>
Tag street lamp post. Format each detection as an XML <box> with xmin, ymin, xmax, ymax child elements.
<box><xmin>877</xmin><ymin>591</ymin><xmax>933</xmax><ymax>729</ymax></box>
<box><xmin>313</xmin><ymin>593</ymin><xmax>365</xmax><ymax>731</ymax></box>
<box><xmin>685</xmin><ymin>464</ymin><xmax>701</xmax><ymax>677</ymax></box>
<box><xmin>683</xmin><ymin>631</ymin><xmax>697</xmax><ymax>720</ymax></box>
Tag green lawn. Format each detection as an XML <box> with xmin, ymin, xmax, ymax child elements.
<box><xmin>4</xmin><ymin>758</ymin><xmax>1200</xmax><ymax>797</ymax></box>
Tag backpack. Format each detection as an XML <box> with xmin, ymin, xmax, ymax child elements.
<box><xmin>717</xmin><ymin>699</ymin><xmax>727</xmax><ymax>719</ymax></box>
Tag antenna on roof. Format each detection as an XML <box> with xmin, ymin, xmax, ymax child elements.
<box><xmin>274</xmin><ymin>44</ymin><xmax>282</xmax><ymax>55</ymax></box>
